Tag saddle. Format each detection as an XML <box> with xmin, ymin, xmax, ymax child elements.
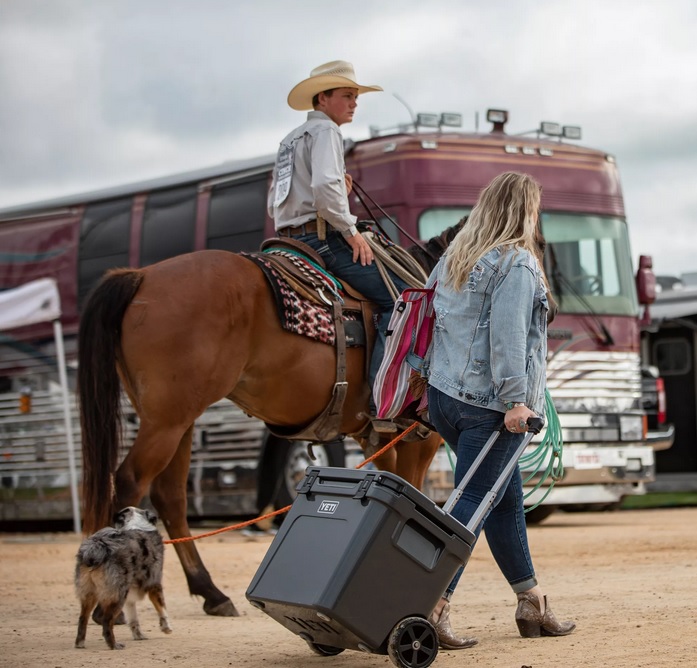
<box><xmin>244</xmin><ymin>238</ymin><xmax>379</xmax><ymax>443</ymax></box>
<box><xmin>258</xmin><ymin>237</ymin><xmax>371</xmax><ymax>308</ymax></box>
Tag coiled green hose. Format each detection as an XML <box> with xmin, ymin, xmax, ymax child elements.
<box><xmin>443</xmin><ymin>388</ymin><xmax>564</xmax><ymax>513</ymax></box>
<box><xmin>519</xmin><ymin>388</ymin><xmax>564</xmax><ymax>512</ymax></box>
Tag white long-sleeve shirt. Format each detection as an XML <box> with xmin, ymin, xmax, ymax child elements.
<box><xmin>267</xmin><ymin>111</ymin><xmax>358</xmax><ymax>237</ymax></box>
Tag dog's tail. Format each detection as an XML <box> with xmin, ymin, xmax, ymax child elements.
<box><xmin>78</xmin><ymin>269</ymin><xmax>144</xmax><ymax>534</ymax></box>
<box><xmin>77</xmin><ymin>532</ymin><xmax>116</xmax><ymax>568</ymax></box>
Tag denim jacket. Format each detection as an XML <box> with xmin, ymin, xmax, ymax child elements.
<box><xmin>425</xmin><ymin>245</ymin><xmax>549</xmax><ymax>417</ymax></box>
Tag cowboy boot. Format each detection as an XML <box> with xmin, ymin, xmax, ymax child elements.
<box><xmin>515</xmin><ymin>592</ymin><xmax>576</xmax><ymax>637</ymax></box>
<box><xmin>428</xmin><ymin>601</ymin><xmax>478</xmax><ymax>650</ymax></box>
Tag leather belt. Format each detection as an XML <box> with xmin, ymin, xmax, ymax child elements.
<box><xmin>278</xmin><ymin>220</ymin><xmax>318</xmax><ymax>237</ymax></box>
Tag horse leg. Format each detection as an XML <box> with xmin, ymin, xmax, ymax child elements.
<box><xmin>149</xmin><ymin>425</ymin><xmax>238</xmax><ymax>617</ymax></box>
<box><xmin>391</xmin><ymin>432</ymin><xmax>443</xmax><ymax>490</ymax></box>
<box><xmin>354</xmin><ymin>429</ymin><xmax>442</xmax><ymax>491</ymax></box>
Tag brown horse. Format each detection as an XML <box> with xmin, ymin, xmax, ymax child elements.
<box><xmin>78</xmin><ymin>244</ymin><xmax>444</xmax><ymax>618</ymax></box>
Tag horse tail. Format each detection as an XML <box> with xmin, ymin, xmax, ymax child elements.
<box><xmin>78</xmin><ymin>268</ymin><xmax>144</xmax><ymax>534</ymax></box>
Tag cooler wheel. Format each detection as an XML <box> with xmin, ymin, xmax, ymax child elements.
<box><xmin>304</xmin><ymin>640</ymin><xmax>345</xmax><ymax>656</ymax></box>
<box><xmin>387</xmin><ymin>616</ymin><xmax>438</xmax><ymax>668</ymax></box>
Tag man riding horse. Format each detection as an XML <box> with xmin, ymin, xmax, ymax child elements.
<box><xmin>268</xmin><ymin>60</ymin><xmax>408</xmax><ymax>411</ymax></box>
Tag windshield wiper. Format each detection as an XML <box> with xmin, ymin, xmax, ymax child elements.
<box><xmin>547</xmin><ymin>244</ymin><xmax>615</xmax><ymax>346</ymax></box>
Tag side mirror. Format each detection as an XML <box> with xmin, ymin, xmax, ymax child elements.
<box><xmin>636</xmin><ymin>255</ymin><xmax>656</xmax><ymax>305</ymax></box>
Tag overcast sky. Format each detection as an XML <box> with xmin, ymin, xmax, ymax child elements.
<box><xmin>1</xmin><ymin>0</ymin><xmax>695</xmax><ymax>277</ymax></box>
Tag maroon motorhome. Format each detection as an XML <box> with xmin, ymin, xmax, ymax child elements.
<box><xmin>0</xmin><ymin>109</ymin><xmax>660</xmax><ymax>522</ymax></box>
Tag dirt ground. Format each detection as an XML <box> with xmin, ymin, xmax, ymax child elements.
<box><xmin>1</xmin><ymin>506</ymin><xmax>695</xmax><ymax>668</ymax></box>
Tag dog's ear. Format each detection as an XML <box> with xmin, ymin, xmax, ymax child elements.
<box><xmin>145</xmin><ymin>509</ymin><xmax>158</xmax><ymax>526</ymax></box>
<box><xmin>112</xmin><ymin>507</ymin><xmax>128</xmax><ymax>528</ymax></box>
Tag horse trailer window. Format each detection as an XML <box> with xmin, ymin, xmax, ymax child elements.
<box><xmin>140</xmin><ymin>186</ymin><xmax>197</xmax><ymax>266</ymax></box>
<box><xmin>207</xmin><ymin>177</ymin><xmax>267</xmax><ymax>252</ymax></box>
<box><xmin>78</xmin><ymin>198</ymin><xmax>132</xmax><ymax>306</ymax></box>
<box><xmin>653</xmin><ymin>338</ymin><xmax>691</xmax><ymax>376</ymax></box>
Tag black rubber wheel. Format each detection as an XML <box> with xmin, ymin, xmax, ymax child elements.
<box><xmin>387</xmin><ymin>617</ymin><xmax>438</xmax><ymax>668</ymax></box>
<box><xmin>305</xmin><ymin>640</ymin><xmax>345</xmax><ymax>656</ymax></box>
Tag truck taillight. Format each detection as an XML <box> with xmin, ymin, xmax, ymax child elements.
<box><xmin>656</xmin><ymin>377</ymin><xmax>667</xmax><ymax>425</ymax></box>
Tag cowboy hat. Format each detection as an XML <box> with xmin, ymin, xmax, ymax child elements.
<box><xmin>287</xmin><ymin>60</ymin><xmax>383</xmax><ymax>111</ymax></box>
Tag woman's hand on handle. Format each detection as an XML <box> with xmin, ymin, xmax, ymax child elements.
<box><xmin>505</xmin><ymin>405</ymin><xmax>537</xmax><ymax>433</ymax></box>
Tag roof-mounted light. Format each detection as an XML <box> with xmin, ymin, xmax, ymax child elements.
<box><xmin>540</xmin><ymin>121</ymin><xmax>562</xmax><ymax>136</ymax></box>
<box><xmin>563</xmin><ymin>125</ymin><xmax>582</xmax><ymax>140</ymax></box>
<box><xmin>416</xmin><ymin>113</ymin><xmax>440</xmax><ymax>128</ymax></box>
<box><xmin>440</xmin><ymin>112</ymin><xmax>462</xmax><ymax>128</ymax></box>
<box><xmin>486</xmin><ymin>109</ymin><xmax>509</xmax><ymax>133</ymax></box>
<box><xmin>487</xmin><ymin>109</ymin><xmax>508</xmax><ymax>123</ymax></box>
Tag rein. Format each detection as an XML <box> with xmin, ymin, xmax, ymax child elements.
<box><xmin>162</xmin><ymin>421</ymin><xmax>421</xmax><ymax>545</ymax></box>
<box><xmin>352</xmin><ymin>179</ymin><xmax>423</xmax><ymax>248</ymax></box>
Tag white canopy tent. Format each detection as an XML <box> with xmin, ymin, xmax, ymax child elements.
<box><xmin>0</xmin><ymin>278</ymin><xmax>81</xmax><ymax>532</ymax></box>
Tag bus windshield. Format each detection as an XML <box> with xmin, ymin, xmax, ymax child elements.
<box><xmin>542</xmin><ymin>213</ymin><xmax>638</xmax><ymax>316</ymax></box>
<box><xmin>418</xmin><ymin>207</ymin><xmax>471</xmax><ymax>240</ymax></box>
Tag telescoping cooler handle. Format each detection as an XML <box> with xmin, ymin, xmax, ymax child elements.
<box><xmin>442</xmin><ymin>416</ymin><xmax>545</xmax><ymax>533</ymax></box>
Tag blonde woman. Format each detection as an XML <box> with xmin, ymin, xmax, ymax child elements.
<box><xmin>425</xmin><ymin>172</ymin><xmax>575</xmax><ymax>648</ymax></box>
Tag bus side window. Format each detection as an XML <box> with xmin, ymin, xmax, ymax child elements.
<box><xmin>140</xmin><ymin>186</ymin><xmax>197</xmax><ymax>267</ymax></box>
<box><xmin>78</xmin><ymin>198</ymin><xmax>132</xmax><ymax>307</ymax></box>
<box><xmin>206</xmin><ymin>176</ymin><xmax>267</xmax><ymax>253</ymax></box>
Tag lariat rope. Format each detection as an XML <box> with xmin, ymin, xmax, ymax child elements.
<box><xmin>162</xmin><ymin>422</ymin><xmax>420</xmax><ymax>545</ymax></box>
<box><xmin>361</xmin><ymin>230</ymin><xmax>428</xmax><ymax>299</ymax></box>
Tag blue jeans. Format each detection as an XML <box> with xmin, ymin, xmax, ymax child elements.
<box><xmin>427</xmin><ymin>386</ymin><xmax>538</xmax><ymax>597</ymax></box>
<box><xmin>298</xmin><ymin>230</ymin><xmax>409</xmax><ymax>391</ymax></box>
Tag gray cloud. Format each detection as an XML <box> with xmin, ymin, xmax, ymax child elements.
<box><xmin>1</xmin><ymin>0</ymin><xmax>696</xmax><ymax>276</ymax></box>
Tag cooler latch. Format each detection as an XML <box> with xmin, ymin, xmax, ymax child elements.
<box><xmin>353</xmin><ymin>473</ymin><xmax>377</xmax><ymax>500</ymax></box>
<box><xmin>297</xmin><ymin>470</ymin><xmax>319</xmax><ymax>495</ymax></box>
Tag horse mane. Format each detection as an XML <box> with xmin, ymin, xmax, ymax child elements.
<box><xmin>406</xmin><ymin>216</ymin><xmax>467</xmax><ymax>275</ymax></box>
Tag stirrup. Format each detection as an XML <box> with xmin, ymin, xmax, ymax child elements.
<box><xmin>370</xmin><ymin>418</ymin><xmax>399</xmax><ymax>433</ymax></box>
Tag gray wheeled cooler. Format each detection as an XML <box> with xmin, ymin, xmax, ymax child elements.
<box><xmin>246</xmin><ymin>419</ymin><xmax>544</xmax><ymax>667</ymax></box>
<box><xmin>246</xmin><ymin>466</ymin><xmax>476</xmax><ymax>667</ymax></box>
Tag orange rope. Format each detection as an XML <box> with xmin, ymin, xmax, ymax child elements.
<box><xmin>355</xmin><ymin>421</ymin><xmax>419</xmax><ymax>468</ymax></box>
<box><xmin>163</xmin><ymin>421</ymin><xmax>420</xmax><ymax>545</ymax></box>
<box><xmin>164</xmin><ymin>505</ymin><xmax>291</xmax><ymax>544</ymax></box>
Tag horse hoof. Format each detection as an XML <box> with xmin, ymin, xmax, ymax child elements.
<box><xmin>203</xmin><ymin>598</ymin><xmax>240</xmax><ymax>617</ymax></box>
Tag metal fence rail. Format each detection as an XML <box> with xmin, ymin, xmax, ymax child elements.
<box><xmin>0</xmin><ymin>389</ymin><xmax>267</xmax><ymax>522</ymax></box>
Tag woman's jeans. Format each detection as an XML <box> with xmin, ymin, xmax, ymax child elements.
<box><xmin>298</xmin><ymin>230</ymin><xmax>409</xmax><ymax>391</ymax></box>
<box><xmin>427</xmin><ymin>386</ymin><xmax>538</xmax><ymax>597</ymax></box>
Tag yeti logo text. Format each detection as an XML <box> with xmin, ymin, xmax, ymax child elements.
<box><xmin>318</xmin><ymin>500</ymin><xmax>339</xmax><ymax>515</ymax></box>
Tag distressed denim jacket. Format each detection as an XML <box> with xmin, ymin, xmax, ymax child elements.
<box><xmin>425</xmin><ymin>245</ymin><xmax>549</xmax><ymax>417</ymax></box>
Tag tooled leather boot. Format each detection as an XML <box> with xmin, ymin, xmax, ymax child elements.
<box><xmin>515</xmin><ymin>592</ymin><xmax>576</xmax><ymax>637</ymax></box>
<box><xmin>428</xmin><ymin>601</ymin><xmax>478</xmax><ymax>650</ymax></box>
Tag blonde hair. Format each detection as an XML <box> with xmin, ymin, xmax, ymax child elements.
<box><xmin>444</xmin><ymin>172</ymin><xmax>542</xmax><ymax>291</ymax></box>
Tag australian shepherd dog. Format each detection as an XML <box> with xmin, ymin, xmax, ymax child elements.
<box><xmin>74</xmin><ymin>506</ymin><xmax>172</xmax><ymax>649</ymax></box>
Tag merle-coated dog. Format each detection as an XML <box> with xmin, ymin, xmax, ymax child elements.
<box><xmin>74</xmin><ymin>506</ymin><xmax>172</xmax><ymax>649</ymax></box>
